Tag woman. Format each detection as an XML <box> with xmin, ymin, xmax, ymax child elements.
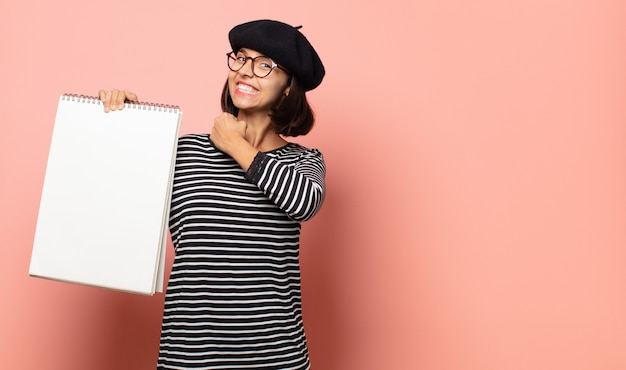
<box><xmin>100</xmin><ymin>19</ymin><xmax>326</xmax><ymax>369</ymax></box>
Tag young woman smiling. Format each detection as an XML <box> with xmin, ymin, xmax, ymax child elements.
<box><xmin>100</xmin><ymin>19</ymin><xmax>326</xmax><ymax>369</ymax></box>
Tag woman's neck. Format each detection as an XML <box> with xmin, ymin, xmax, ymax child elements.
<box><xmin>237</xmin><ymin>111</ymin><xmax>287</xmax><ymax>152</ymax></box>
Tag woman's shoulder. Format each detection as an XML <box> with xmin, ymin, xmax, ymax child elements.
<box><xmin>273</xmin><ymin>142</ymin><xmax>324</xmax><ymax>161</ymax></box>
<box><xmin>175</xmin><ymin>133</ymin><xmax>215</xmax><ymax>152</ymax></box>
<box><xmin>177</xmin><ymin>133</ymin><xmax>215</xmax><ymax>147</ymax></box>
<box><xmin>276</xmin><ymin>141</ymin><xmax>316</xmax><ymax>153</ymax></box>
<box><xmin>178</xmin><ymin>133</ymin><xmax>210</xmax><ymax>143</ymax></box>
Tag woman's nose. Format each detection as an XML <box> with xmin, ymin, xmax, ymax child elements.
<box><xmin>238</xmin><ymin>58</ymin><xmax>254</xmax><ymax>77</ymax></box>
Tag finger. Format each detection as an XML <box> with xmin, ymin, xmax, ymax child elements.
<box><xmin>110</xmin><ymin>90</ymin><xmax>120</xmax><ymax>111</ymax></box>
<box><xmin>213</xmin><ymin>116</ymin><xmax>222</xmax><ymax>131</ymax></box>
<box><xmin>99</xmin><ymin>89</ymin><xmax>108</xmax><ymax>112</ymax></box>
<box><xmin>104</xmin><ymin>90</ymin><xmax>113</xmax><ymax>112</ymax></box>
<box><xmin>124</xmin><ymin>90</ymin><xmax>138</xmax><ymax>103</ymax></box>
<box><xmin>115</xmin><ymin>90</ymin><xmax>126</xmax><ymax>110</ymax></box>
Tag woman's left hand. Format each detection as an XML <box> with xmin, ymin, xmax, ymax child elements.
<box><xmin>210</xmin><ymin>112</ymin><xmax>247</xmax><ymax>155</ymax></box>
<box><xmin>210</xmin><ymin>112</ymin><xmax>259</xmax><ymax>172</ymax></box>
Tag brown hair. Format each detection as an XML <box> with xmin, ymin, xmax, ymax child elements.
<box><xmin>220</xmin><ymin>77</ymin><xmax>315</xmax><ymax>137</ymax></box>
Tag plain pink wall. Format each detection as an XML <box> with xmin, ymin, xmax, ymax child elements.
<box><xmin>2</xmin><ymin>0</ymin><xmax>626</xmax><ymax>369</ymax></box>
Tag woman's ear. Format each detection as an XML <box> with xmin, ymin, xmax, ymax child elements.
<box><xmin>283</xmin><ymin>86</ymin><xmax>290</xmax><ymax>97</ymax></box>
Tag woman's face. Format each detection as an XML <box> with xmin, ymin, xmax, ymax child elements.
<box><xmin>228</xmin><ymin>48</ymin><xmax>291</xmax><ymax>115</ymax></box>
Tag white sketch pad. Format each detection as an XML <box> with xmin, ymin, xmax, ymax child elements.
<box><xmin>30</xmin><ymin>95</ymin><xmax>182</xmax><ymax>295</ymax></box>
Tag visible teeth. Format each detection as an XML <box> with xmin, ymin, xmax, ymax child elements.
<box><xmin>237</xmin><ymin>84</ymin><xmax>258</xmax><ymax>94</ymax></box>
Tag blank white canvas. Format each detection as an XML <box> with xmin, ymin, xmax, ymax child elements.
<box><xmin>30</xmin><ymin>95</ymin><xmax>181</xmax><ymax>295</ymax></box>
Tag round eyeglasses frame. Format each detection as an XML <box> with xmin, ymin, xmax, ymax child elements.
<box><xmin>226</xmin><ymin>51</ymin><xmax>288</xmax><ymax>78</ymax></box>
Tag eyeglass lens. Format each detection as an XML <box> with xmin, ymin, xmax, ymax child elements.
<box><xmin>227</xmin><ymin>52</ymin><xmax>276</xmax><ymax>78</ymax></box>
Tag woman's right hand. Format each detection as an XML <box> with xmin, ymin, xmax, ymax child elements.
<box><xmin>98</xmin><ymin>89</ymin><xmax>139</xmax><ymax>112</ymax></box>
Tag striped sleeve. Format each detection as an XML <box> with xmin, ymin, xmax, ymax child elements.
<box><xmin>245</xmin><ymin>148</ymin><xmax>326</xmax><ymax>222</ymax></box>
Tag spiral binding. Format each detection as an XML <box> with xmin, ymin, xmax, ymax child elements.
<box><xmin>61</xmin><ymin>93</ymin><xmax>180</xmax><ymax>113</ymax></box>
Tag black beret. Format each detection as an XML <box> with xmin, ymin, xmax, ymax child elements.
<box><xmin>228</xmin><ymin>19</ymin><xmax>325</xmax><ymax>91</ymax></box>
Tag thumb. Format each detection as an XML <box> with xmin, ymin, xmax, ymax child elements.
<box><xmin>123</xmin><ymin>90</ymin><xmax>139</xmax><ymax>103</ymax></box>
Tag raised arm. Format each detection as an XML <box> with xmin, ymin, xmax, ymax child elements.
<box><xmin>245</xmin><ymin>148</ymin><xmax>326</xmax><ymax>222</ymax></box>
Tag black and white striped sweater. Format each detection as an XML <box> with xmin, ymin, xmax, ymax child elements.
<box><xmin>157</xmin><ymin>133</ymin><xmax>325</xmax><ymax>369</ymax></box>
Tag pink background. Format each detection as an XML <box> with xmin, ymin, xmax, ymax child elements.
<box><xmin>2</xmin><ymin>0</ymin><xmax>626</xmax><ymax>369</ymax></box>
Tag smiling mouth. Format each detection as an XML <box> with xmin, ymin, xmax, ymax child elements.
<box><xmin>236</xmin><ymin>83</ymin><xmax>259</xmax><ymax>95</ymax></box>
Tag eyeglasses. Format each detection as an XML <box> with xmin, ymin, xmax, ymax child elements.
<box><xmin>226</xmin><ymin>51</ymin><xmax>288</xmax><ymax>78</ymax></box>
